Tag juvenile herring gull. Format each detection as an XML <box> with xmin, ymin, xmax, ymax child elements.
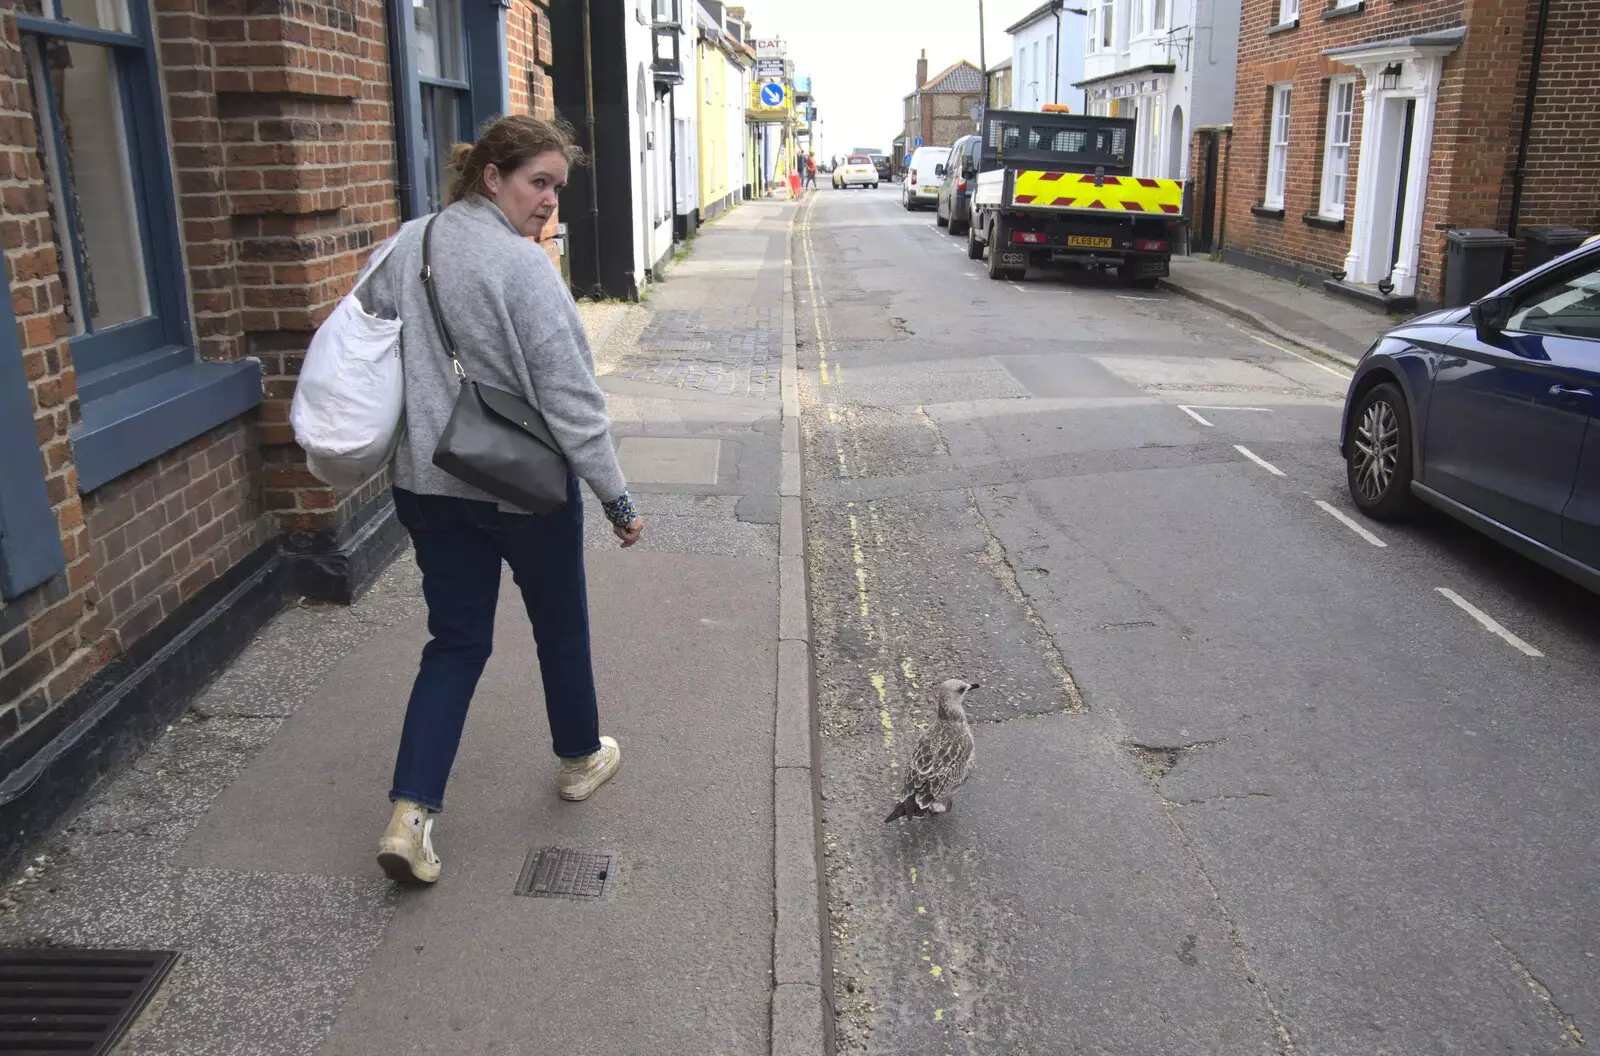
<box><xmin>884</xmin><ymin>679</ymin><xmax>978</xmax><ymax>822</ymax></box>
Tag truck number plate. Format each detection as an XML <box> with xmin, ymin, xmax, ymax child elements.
<box><xmin>1068</xmin><ymin>236</ymin><xmax>1114</xmax><ymax>249</ymax></box>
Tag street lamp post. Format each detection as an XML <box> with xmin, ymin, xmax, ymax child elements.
<box><xmin>978</xmin><ymin>0</ymin><xmax>988</xmax><ymax>105</ymax></box>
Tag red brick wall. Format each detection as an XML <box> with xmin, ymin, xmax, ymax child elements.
<box><xmin>0</xmin><ymin>0</ymin><xmax>403</xmax><ymax>748</ymax></box>
<box><xmin>84</xmin><ymin>423</ymin><xmax>268</xmax><ymax>657</ymax></box>
<box><xmin>1414</xmin><ymin>0</ymin><xmax>1529</xmax><ymax>296</ymax></box>
<box><xmin>506</xmin><ymin>0</ymin><xmax>561</xmax><ymax>265</ymax></box>
<box><xmin>1224</xmin><ymin>0</ymin><xmax>1541</xmax><ymax>302</ymax></box>
<box><xmin>1</xmin><ymin>4</ymin><xmax>102</xmax><ymax>733</ymax></box>
<box><xmin>1497</xmin><ymin>0</ymin><xmax>1600</xmax><ymax>267</ymax></box>
<box><xmin>196</xmin><ymin>0</ymin><xmax>401</xmax><ymax>532</ymax></box>
<box><xmin>508</xmin><ymin>0</ymin><xmax>554</xmax><ymax>119</ymax></box>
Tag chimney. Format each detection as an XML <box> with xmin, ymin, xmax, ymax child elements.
<box><xmin>916</xmin><ymin>48</ymin><xmax>928</xmax><ymax>89</ymax></box>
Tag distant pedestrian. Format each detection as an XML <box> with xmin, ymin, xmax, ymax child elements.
<box><xmin>805</xmin><ymin>153</ymin><xmax>817</xmax><ymax>189</ymax></box>
<box><xmin>357</xmin><ymin>114</ymin><xmax>642</xmax><ymax>885</ymax></box>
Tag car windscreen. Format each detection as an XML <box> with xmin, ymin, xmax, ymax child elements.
<box><xmin>847</xmin><ymin>155</ymin><xmax>871</xmax><ymax>165</ymax></box>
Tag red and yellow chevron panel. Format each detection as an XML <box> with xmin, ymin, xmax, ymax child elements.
<box><xmin>1011</xmin><ymin>171</ymin><xmax>1184</xmax><ymax>215</ymax></box>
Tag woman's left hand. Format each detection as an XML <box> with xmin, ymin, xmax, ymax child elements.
<box><xmin>614</xmin><ymin>518</ymin><xmax>645</xmax><ymax>549</ymax></box>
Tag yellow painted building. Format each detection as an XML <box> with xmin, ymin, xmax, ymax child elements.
<box><xmin>697</xmin><ymin>27</ymin><xmax>748</xmax><ymax>222</ymax></box>
<box><xmin>698</xmin><ymin>35</ymin><xmax>730</xmax><ymax>220</ymax></box>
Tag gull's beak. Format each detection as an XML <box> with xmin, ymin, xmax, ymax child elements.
<box><xmin>967</xmin><ymin>683</ymin><xmax>981</xmax><ymax>692</ymax></box>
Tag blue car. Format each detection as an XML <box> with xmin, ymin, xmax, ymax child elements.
<box><xmin>1340</xmin><ymin>237</ymin><xmax>1600</xmax><ymax>595</ymax></box>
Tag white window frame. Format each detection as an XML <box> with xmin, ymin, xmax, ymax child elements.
<box><xmin>1319</xmin><ymin>77</ymin><xmax>1354</xmax><ymax>219</ymax></box>
<box><xmin>1153</xmin><ymin>0</ymin><xmax>1169</xmax><ymax>32</ymax></box>
<box><xmin>1278</xmin><ymin>0</ymin><xmax>1299</xmax><ymax>24</ymax></box>
<box><xmin>1030</xmin><ymin>40</ymin><xmax>1043</xmax><ymax>106</ymax></box>
<box><xmin>1265</xmin><ymin>83</ymin><xmax>1291</xmax><ymax>209</ymax></box>
<box><xmin>1100</xmin><ymin>0</ymin><xmax>1115</xmax><ymax>50</ymax></box>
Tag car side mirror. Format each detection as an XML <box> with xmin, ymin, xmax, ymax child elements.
<box><xmin>1471</xmin><ymin>295</ymin><xmax>1513</xmax><ymax>337</ymax></box>
<box><xmin>935</xmin><ymin>164</ymin><xmax>946</xmax><ymax>177</ymax></box>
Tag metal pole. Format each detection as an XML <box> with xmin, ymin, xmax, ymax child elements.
<box><xmin>978</xmin><ymin>0</ymin><xmax>987</xmax><ymax>99</ymax></box>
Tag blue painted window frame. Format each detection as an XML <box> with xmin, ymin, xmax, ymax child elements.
<box><xmin>13</xmin><ymin>2</ymin><xmax>262</xmax><ymax>495</ymax></box>
<box><xmin>16</xmin><ymin>10</ymin><xmax>187</xmax><ymax>389</ymax></box>
<box><xmin>389</xmin><ymin>0</ymin><xmax>511</xmax><ymax>222</ymax></box>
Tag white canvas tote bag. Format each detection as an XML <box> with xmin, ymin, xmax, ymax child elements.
<box><xmin>290</xmin><ymin>235</ymin><xmax>406</xmax><ymax>488</ymax></box>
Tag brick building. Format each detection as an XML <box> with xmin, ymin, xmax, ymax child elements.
<box><xmin>0</xmin><ymin>0</ymin><xmax>557</xmax><ymax>873</ymax></box>
<box><xmin>1222</xmin><ymin>0</ymin><xmax>1600</xmax><ymax>309</ymax></box>
<box><xmin>901</xmin><ymin>51</ymin><xmax>985</xmax><ymax>160</ymax></box>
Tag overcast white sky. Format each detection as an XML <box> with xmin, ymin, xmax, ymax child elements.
<box><xmin>746</xmin><ymin>0</ymin><xmax>1049</xmax><ymax>160</ymax></box>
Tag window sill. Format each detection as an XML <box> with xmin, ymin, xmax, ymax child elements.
<box><xmin>73</xmin><ymin>358</ymin><xmax>263</xmax><ymax>494</ymax></box>
<box><xmin>1266</xmin><ymin>18</ymin><xmax>1300</xmax><ymax>34</ymax></box>
<box><xmin>1304</xmin><ymin>211</ymin><xmax>1347</xmax><ymax>231</ymax></box>
<box><xmin>1252</xmin><ymin>203</ymin><xmax>1287</xmax><ymax>219</ymax></box>
<box><xmin>1320</xmin><ymin>1</ymin><xmax>1364</xmax><ymax>17</ymax></box>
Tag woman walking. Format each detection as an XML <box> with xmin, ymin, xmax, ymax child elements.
<box><xmin>357</xmin><ymin>115</ymin><xmax>643</xmax><ymax>885</ymax></box>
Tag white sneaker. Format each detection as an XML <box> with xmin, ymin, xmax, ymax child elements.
<box><xmin>559</xmin><ymin>736</ymin><xmax>621</xmax><ymax>801</ymax></box>
<box><xmin>377</xmin><ymin>800</ymin><xmax>441</xmax><ymax>884</ymax></box>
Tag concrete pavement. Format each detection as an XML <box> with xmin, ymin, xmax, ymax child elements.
<box><xmin>0</xmin><ymin>200</ymin><xmax>828</xmax><ymax>1055</ymax></box>
<box><xmin>798</xmin><ymin>184</ymin><xmax>1600</xmax><ymax>1055</ymax></box>
<box><xmin>1162</xmin><ymin>254</ymin><xmax>1396</xmax><ymax>365</ymax></box>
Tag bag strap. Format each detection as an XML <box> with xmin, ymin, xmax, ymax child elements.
<box><xmin>352</xmin><ymin>233</ymin><xmax>403</xmax><ymax>299</ymax></box>
<box><xmin>420</xmin><ymin>213</ymin><xmax>466</xmax><ymax>381</ymax></box>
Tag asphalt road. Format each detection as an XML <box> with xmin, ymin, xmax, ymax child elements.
<box><xmin>797</xmin><ymin>183</ymin><xmax>1600</xmax><ymax>1056</ymax></box>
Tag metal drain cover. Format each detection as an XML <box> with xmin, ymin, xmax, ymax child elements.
<box><xmin>515</xmin><ymin>847</ymin><xmax>615</xmax><ymax>900</ymax></box>
<box><xmin>0</xmin><ymin>947</ymin><xmax>178</xmax><ymax>1054</ymax></box>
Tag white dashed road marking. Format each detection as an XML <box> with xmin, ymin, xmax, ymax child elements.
<box><xmin>1234</xmin><ymin>445</ymin><xmax>1286</xmax><ymax>476</ymax></box>
<box><xmin>1178</xmin><ymin>405</ymin><xmax>1273</xmax><ymax>427</ymax></box>
<box><xmin>1224</xmin><ymin>322</ymin><xmax>1354</xmax><ymax>380</ymax></box>
<box><xmin>1315</xmin><ymin>500</ymin><xmax>1387</xmax><ymax>548</ymax></box>
<box><xmin>1435</xmin><ymin>588</ymin><xmax>1544</xmax><ymax>657</ymax></box>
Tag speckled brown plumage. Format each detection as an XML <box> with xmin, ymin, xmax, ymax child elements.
<box><xmin>885</xmin><ymin>679</ymin><xmax>978</xmax><ymax>821</ymax></box>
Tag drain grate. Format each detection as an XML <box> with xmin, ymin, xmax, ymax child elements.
<box><xmin>514</xmin><ymin>847</ymin><xmax>615</xmax><ymax>900</ymax></box>
<box><xmin>0</xmin><ymin>947</ymin><xmax>178</xmax><ymax>1054</ymax></box>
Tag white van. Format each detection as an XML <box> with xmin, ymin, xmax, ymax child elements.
<box><xmin>902</xmin><ymin>145</ymin><xmax>951</xmax><ymax>211</ymax></box>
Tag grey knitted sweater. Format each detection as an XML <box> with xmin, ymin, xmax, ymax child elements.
<box><xmin>357</xmin><ymin>197</ymin><xmax>628</xmax><ymax>509</ymax></box>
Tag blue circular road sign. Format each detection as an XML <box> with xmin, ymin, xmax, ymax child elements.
<box><xmin>760</xmin><ymin>82</ymin><xmax>786</xmax><ymax>107</ymax></box>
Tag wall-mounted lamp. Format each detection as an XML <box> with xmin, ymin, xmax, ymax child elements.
<box><xmin>1379</xmin><ymin>63</ymin><xmax>1402</xmax><ymax>91</ymax></box>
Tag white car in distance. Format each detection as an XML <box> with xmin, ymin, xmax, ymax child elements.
<box><xmin>834</xmin><ymin>154</ymin><xmax>879</xmax><ymax>190</ymax></box>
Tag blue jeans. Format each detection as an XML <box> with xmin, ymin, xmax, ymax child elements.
<box><xmin>390</xmin><ymin>479</ymin><xmax>601</xmax><ymax>812</ymax></box>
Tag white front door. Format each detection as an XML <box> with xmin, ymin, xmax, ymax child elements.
<box><xmin>1336</xmin><ymin>40</ymin><xmax>1459</xmax><ymax>296</ymax></box>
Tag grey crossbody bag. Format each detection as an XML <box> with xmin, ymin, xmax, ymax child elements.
<box><xmin>419</xmin><ymin>213</ymin><xmax>570</xmax><ymax>514</ymax></box>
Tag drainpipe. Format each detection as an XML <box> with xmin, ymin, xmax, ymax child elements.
<box><xmin>669</xmin><ymin>87</ymin><xmax>679</xmax><ymax>243</ymax></box>
<box><xmin>582</xmin><ymin>0</ymin><xmax>604</xmax><ymax>298</ymax></box>
<box><xmin>1505</xmin><ymin>0</ymin><xmax>1551</xmax><ymax>275</ymax></box>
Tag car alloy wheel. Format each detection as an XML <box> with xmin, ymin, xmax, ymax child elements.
<box><xmin>1346</xmin><ymin>380</ymin><xmax>1419</xmax><ymax>521</ymax></box>
<box><xmin>1352</xmin><ymin>399</ymin><xmax>1399</xmax><ymax>504</ymax></box>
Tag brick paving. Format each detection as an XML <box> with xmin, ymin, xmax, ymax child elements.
<box><xmin>617</xmin><ymin>306</ymin><xmax>780</xmax><ymax>397</ymax></box>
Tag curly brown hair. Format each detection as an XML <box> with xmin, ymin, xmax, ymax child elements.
<box><xmin>446</xmin><ymin>114</ymin><xmax>586</xmax><ymax>205</ymax></box>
